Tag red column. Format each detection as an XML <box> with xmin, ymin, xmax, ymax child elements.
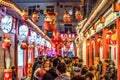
<box><xmin>116</xmin><ymin>18</ymin><xmax>120</xmax><ymax>80</ymax></box>
<box><xmin>14</xmin><ymin>18</ymin><xmax>18</xmax><ymax>76</ymax></box>
<box><xmin>102</xmin><ymin>28</ymin><xmax>109</xmax><ymax>74</ymax></box>
<box><xmin>86</xmin><ymin>40</ymin><xmax>89</xmax><ymax>67</ymax></box>
<box><xmin>103</xmin><ymin>28</ymin><xmax>109</xmax><ymax>59</ymax></box>
<box><xmin>95</xmin><ymin>34</ymin><xmax>100</xmax><ymax>57</ymax></box>
<box><xmin>32</xmin><ymin>47</ymin><xmax>35</xmax><ymax>62</ymax></box>
<box><xmin>24</xmin><ymin>49</ymin><xmax>28</xmax><ymax>76</ymax></box>
<box><xmin>89</xmin><ymin>38</ymin><xmax>94</xmax><ymax>67</ymax></box>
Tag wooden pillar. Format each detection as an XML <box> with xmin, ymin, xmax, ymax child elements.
<box><xmin>86</xmin><ymin>40</ymin><xmax>89</xmax><ymax>67</ymax></box>
<box><xmin>23</xmin><ymin>49</ymin><xmax>28</xmax><ymax>76</ymax></box>
<box><xmin>14</xmin><ymin>18</ymin><xmax>18</xmax><ymax>76</ymax></box>
<box><xmin>103</xmin><ymin>28</ymin><xmax>109</xmax><ymax>59</ymax></box>
<box><xmin>95</xmin><ymin>34</ymin><xmax>100</xmax><ymax>57</ymax></box>
<box><xmin>32</xmin><ymin>47</ymin><xmax>35</xmax><ymax>62</ymax></box>
<box><xmin>102</xmin><ymin>28</ymin><xmax>109</xmax><ymax>74</ymax></box>
<box><xmin>89</xmin><ymin>38</ymin><xmax>94</xmax><ymax>67</ymax></box>
<box><xmin>116</xmin><ymin>18</ymin><xmax>120</xmax><ymax>80</ymax></box>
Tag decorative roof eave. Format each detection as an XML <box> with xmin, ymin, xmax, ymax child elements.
<box><xmin>80</xmin><ymin>0</ymin><xmax>115</xmax><ymax>35</ymax></box>
<box><xmin>0</xmin><ymin>0</ymin><xmax>50</xmax><ymax>41</ymax></box>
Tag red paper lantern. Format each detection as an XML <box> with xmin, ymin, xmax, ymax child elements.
<box><xmin>88</xmin><ymin>30</ymin><xmax>91</xmax><ymax>34</ymax></box>
<box><xmin>75</xmin><ymin>15</ymin><xmax>83</xmax><ymax>20</ymax></box>
<box><xmin>51</xmin><ymin>37</ymin><xmax>62</xmax><ymax>48</ymax></box>
<box><xmin>63</xmin><ymin>11</ymin><xmax>71</xmax><ymax>23</ymax></box>
<box><xmin>84</xmin><ymin>33</ymin><xmax>88</xmax><ymax>37</ymax></box>
<box><xmin>2</xmin><ymin>35</ymin><xmax>11</xmax><ymax>50</ymax></box>
<box><xmin>43</xmin><ymin>11</ymin><xmax>57</xmax><ymax>32</ymax></box>
<box><xmin>32</xmin><ymin>11</ymin><xmax>39</xmax><ymax>22</ymax></box>
<box><xmin>20</xmin><ymin>41</ymin><xmax>28</xmax><ymax>50</ymax></box>
<box><xmin>75</xmin><ymin>9</ymin><xmax>83</xmax><ymax>20</ymax></box>
<box><xmin>22</xmin><ymin>9</ymin><xmax>29</xmax><ymax>20</ymax></box>
<box><xmin>43</xmin><ymin>21</ymin><xmax>56</xmax><ymax>32</ymax></box>
<box><xmin>58</xmin><ymin>43</ymin><xmax>64</xmax><ymax>49</ymax></box>
<box><xmin>93</xmin><ymin>25</ymin><xmax>97</xmax><ymax>30</ymax></box>
<box><xmin>100</xmin><ymin>17</ymin><xmax>105</xmax><ymax>23</ymax></box>
<box><xmin>114</xmin><ymin>2</ymin><xmax>120</xmax><ymax>12</ymax></box>
<box><xmin>52</xmin><ymin>29</ymin><xmax>60</xmax><ymax>38</ymax></box>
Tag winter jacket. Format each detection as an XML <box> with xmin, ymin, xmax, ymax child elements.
<box><xmin>55</xmin><ymin>74</ymin><xmax>70</xmax><ymax>80</ymax></box>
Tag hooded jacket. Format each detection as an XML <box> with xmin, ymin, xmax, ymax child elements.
<box><xmin>55</xmin><ymin>74</ymin><xmax>70</xmax><ymax>80</ymax></box>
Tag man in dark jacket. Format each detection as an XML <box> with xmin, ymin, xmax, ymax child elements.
<box><xmin>42</xmin><ymin>58</ymin><xmax>60</xmax><ymax>80</ymax></box>
<box><xmin>31</xmin><ymin>56</ymin><xmax>43</xmax><ymax>80</ymax></box>
<box><xmin>11</xmin><ymin>66</ymin><xmax>17</xmax><ymax>80</ymax></box>
<box><xmin>55</xmin><ymin>63</ymin><xmax>70</xmax><ymax>80</ymax></box>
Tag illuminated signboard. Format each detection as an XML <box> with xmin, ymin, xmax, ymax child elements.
<box><xmin>60</xmin><ymin>33</ymin><xmax>76</xmax><ymax>41</ymax></box>
<box><xmin>19</xmin><ymin>25</ymin><xmax>28</xmax><ymax>40</ymax></box>
<box><xmin>1</xmin><ymin>15</ymin><xmax>13</xmax><ymax>33</ymax></box>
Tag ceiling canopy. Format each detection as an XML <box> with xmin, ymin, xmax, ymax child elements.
<box><xmin>12</xmin><ymin>0</ymin><xmax>81</xmax><ymax>3</ymax></box>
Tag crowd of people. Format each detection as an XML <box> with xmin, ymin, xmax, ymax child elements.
<box><xmin>31</xmin><ymin>56</ymin><xmax>117</xmax><ymax>80</ymax></box>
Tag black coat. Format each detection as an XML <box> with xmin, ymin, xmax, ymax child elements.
<box><xmin>12</xmin><ymin>71</ymin><xmax>17</xmax><ymax>80</ymax></box>
<box><xmin>42</xmin><ymin>67</ymin><xmax>58</xmax><ymax>80</ymax></box>
<box><xmin>31</xmin><ymin>61</ymin><xmax>42</xmax><ymax>80</ymax></box>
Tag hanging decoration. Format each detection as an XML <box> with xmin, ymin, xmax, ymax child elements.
<box><xmin>52</xmin><ymin>29</ymin><xmax>60</xmax><ymax>38</ymax></box>
<box><xmin>106</xmin><ymin>31</ymin><xmax>112</xmax><ymax>45</ymax></box>
<box><xmin>100</xmin><ymin>16</ymin><xmax>105</xmax><ymax>23</ymax></box>
<box><xmin>32</xmin><ymin>10</ymin><xmax>39</xmax><ymax>22</ymax></box>
<box><xmin>84</xmin><ymin>33</ymin><xmax>88</xmax><ymax>37</ymax></box>
<box><xmin>63</xmin><ymin>11</ymin><xmax>71</xmax><ymax>23</ymax></box>
<box><xmin>2</xmin><ymin>34</ymin><xmax>11</xmax><ymax>50</ymax></box>
<box><xmin>114</xmin><ymin>2</ymin><xmax>120</xmax><ymax>12</ymax></box>
<box><xmin>93</xmin><ymin>25</ymin><xmax>97</xmax><ymax>30</ymax></box>
<box><xmin>111</xmin><ymin>32</ymin><xmax>117</xmax><ymax>44</ymax></box>
<box><xmin>75</xmin><ymin>9</ymin><xmax>83</xmax><ymax>20</ymax></box>
<box><xmin>27</xmin><ymin>62</ymin><xmax>32</xmax><ymax>78</ymax></box>
<box><xmin>20</xmin><ymin>40</ymin><xmax>28</xmax><ymax>50</ymax></box>
<box><xmin>43</xmin><ymin>11</ymin><xmax>57</xmax><ymax>32</ymax></box>
<box><xmin>4</xmin><ymin>69</ymin><xmax>12</xmax><ymax>80</ymax></box>
<box><xmin>88</xmin><ymin>30</ymin><xmax>91</xmax><ymax>34</ymax></box>
<box><xmin>37</xmin><ymin>44</ymin><xmax>41</xmax><ymax>51</ymax></box>
<box><xmin>22</xmin><ymin>9</ymin><xmax>29</xmax><ymax>20</ymax></box>
<box><xmin>51</xmin><ymin>37</ymin><xmax>62</xmax><ymax>56</ymax></box>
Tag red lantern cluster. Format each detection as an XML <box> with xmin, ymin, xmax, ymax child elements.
<box><xmin>75</xmin><ymin>9</ymin><xmax>83</xmax><ymax>20</ymax></box>
<box><xmin>43</xmin><ymin>11</ymin><xmax>57</xmax><ymax>32</ymax></box>
<box><xmin>22</xmin><ymin>9</ymin><xmax>29</xmax><ymax>20</ymax></box>
<box><xmin>52</xmin><ymin>29</ymin><xmax>60</xmax><ymax>38</ymax></box>
<box><xmin>2</xmin><ymin>35</ymin><xmax>11</xmax><ymax>50</ymax></box>
<box><xmin>63</xmin><ymin>11</ymin><xmax>71</xmax><ymax>23</ymax></box>
<box><xmin>32</xmin><ymin>11</ymin><xmax>39</xmax><ymax>22</ymax></box>
<box><xmin>51</xmin><ymin>37</ymin><xmax>62</xmax><ymax>48</ymax></box>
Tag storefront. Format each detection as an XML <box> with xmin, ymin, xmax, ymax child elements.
<box><xmin>0</xmin><ymin>0</ymin><xmax>51</xmax><ymax>79</ymax></box>
<box><xmin>78</xmin><ymin>0</ymin><xmax>120</xmax><ymax>79</ymax></box>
